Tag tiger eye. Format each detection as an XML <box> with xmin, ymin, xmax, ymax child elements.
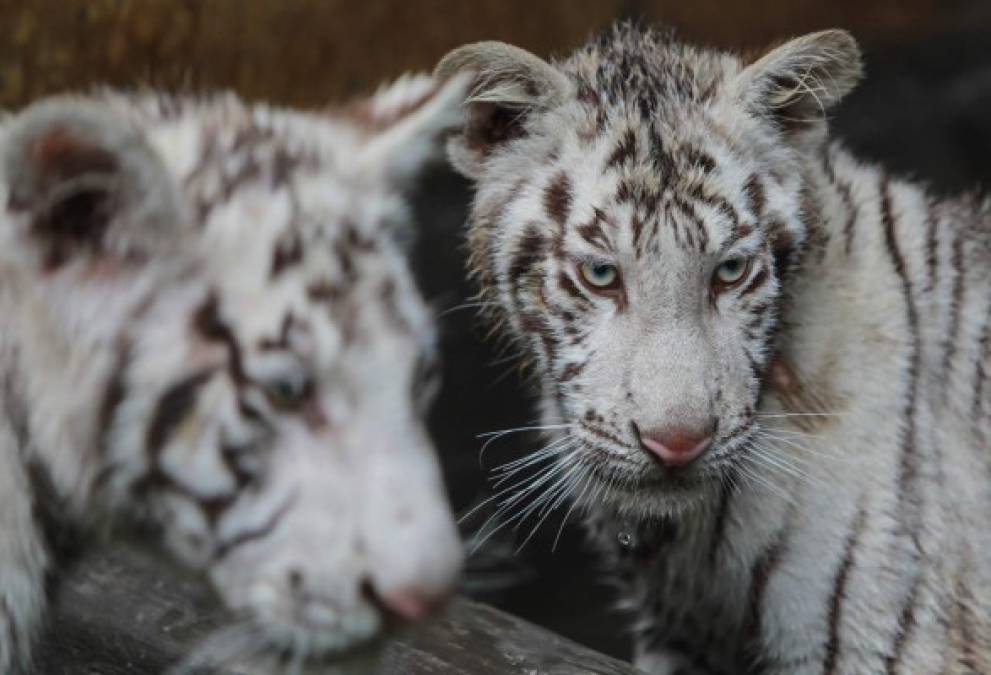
<box><xmin>712</xmin><ymin>257</ymin><xmax>752</xmax><ymax>290</ymax></box>
<box><xmin>579</xmin><ymin>261</ymin><xmax>621</xmax><ymax>293</ymax></box>
<box><xmin>263</xmin><ymin>374</ymin><xmax>312</xmax><ymax>412</ymax></box>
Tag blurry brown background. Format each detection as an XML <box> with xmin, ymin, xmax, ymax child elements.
<box><xmin>1</xmin><ymin>0</ymin><xmax>989</xmax><ymax>108</ymax></box>
<box><xmin>6</xmin><ymin>0</ymin><xmax>991</xmax><ymax>664</ymax></box>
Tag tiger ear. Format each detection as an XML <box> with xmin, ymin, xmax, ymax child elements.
<box><xmin>2</xmin><ymin>97</ymin><xmax>185</xmax><ymax>272</ymax></box>
<box><xmin>351</xmin><ymin>73</ymin><xmax>474</xmax><ymax>188</ymax></box>
<box><xmin>734</xmin><ymin>29</ymin><xmax>862</xmax><ymax>142</ymax></box>
<box><xmin>435</xmin><ymin>41</ymin><xmax>571</xmax><ymax>179</ymax></box>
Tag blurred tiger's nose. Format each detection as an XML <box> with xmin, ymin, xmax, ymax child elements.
<box><xmin>634</xmin><ymin>423</ymin><xmax>712</xmax><ymax>467</ymax></box>
<box><xmin>365</xmin><ymin>582</ymin><xmax>453</xmax><ymax>622</ymax></box>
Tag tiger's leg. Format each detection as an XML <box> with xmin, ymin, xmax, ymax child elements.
<box><xmin>0</xmin><ymin>423</ymin><xmax>50</xmax><ymax>674</ymax></box>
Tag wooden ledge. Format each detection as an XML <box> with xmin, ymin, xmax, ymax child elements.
<box><xmin>34</xmin><ymin>545</ymin><xmax>641</xmax><ymax>674</ymax></box>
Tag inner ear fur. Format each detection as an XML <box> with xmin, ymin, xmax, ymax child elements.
<box><xmin>3</xmin><ymin>97</ymin><xmax>185</xmax><ymax>270</ymax></box>
<box><xmin>435</xmin><ymin>41</ymin><xmax>571</xmax><ymax>178</ymax></box>
<box><xmin>737</xmin><ymin>29</ymin><xmax>862</xmax><ymax>136</ymax></box>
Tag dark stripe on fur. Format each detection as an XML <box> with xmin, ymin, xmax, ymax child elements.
<box><xmin>146</xmin><ymin>370</ymin><xmax>214</xmax><ymax>456</ymax></box>
<box><xmin>25</xmin><ymin>459</ymin><xmax>80</xmax><ymax>577</ymax></box>
<box><xmin>707</xmin><ymin>480</ymin><xmax>734</xmax><ymax>566</ymax></box>
<box><xmin>884</xmin><ymin>576</ymin><xmax>921</xmax><ymax>674</ymax></box>
<box><xmin>941</xmin><ymin>231</ymin><xmax>966</xmax><ymax>383</ymax></box>
<box><xmin>670</xmin><ymin>195</ymin><xmax>708</xmax><ymax>252</ymax></box>
<box><xmin>743</xmin><ymin>174</ymin><xmax>765</xmax><ymax>218</ymax></box>
<box><xmin>215</xmin><ymin>494</ymin><xmax>296</xmax><ymax>560</ymax></box>
<box><xmin>823</xmin><ymin>502</ymin><xmax>868</xmax><ymax>674</ymax></box>
<box><xmin>835</xmin><ymin>179</ymin><xmax>858</xmax><ymax>257</ymax></box>
<box><xmin>606</xmin><ymin>128</ymin><xmax>638</xmax><ymax>169</ymax></box>
<box><xmin>508</xmin><ymin>225</ymin><xmax>546</xmax><ymax>301</ymax></box>
<box><xmin>743</xmin><ymin>527</ymin><xmax>788</xmax><ymax>648</ymax></box>
<box><xmin>194</xmin><ymin>294</ymin><xmax>247</xmax><ymax>384</ymax></box>
<box><xmin>543</xmin><ymin>172</ymin><xmax>573</xmax><ymax>227</ymax></box>
<box><xmin>880</xmin><ymin>176</ymin><xmax>924</xmax><ymax>673</ymax></box>
<box><xmin>557</xmin><ymin>270</ymin><xmax>585</xmax><ymax>303</ymax></box>
<box><xmin>2</xmin><ymin>366</ymin><xmax>30</xmax><ymax>456</ymax></box>
<box><xmin>270</xmin><ymin>232</ymin><xmax>304</xmax><ymax>278</ymax></box>
<box><xmin>880</xmin><ymin>177</ymin><xmax>922</xmax><ymax>530</ymax></box>
<box><xmin>924</xmin><ymin>206</ymin><xmax>939</xmax><ymax>292</ymax></box>
<box><xmin>94</xmin><ymin>339</ymin><xmax>130</xmax><ymax>460</ymax></box>
<box><xmin>972</xmin><ymin>297</ymin><xmax>991</xmax><ymax>423</ymax></box>
<box><xmin>689</xmin><ymin>184</ymin><xmax>740</xmax><ymax>233</ymax></box>
<box><xmin>738</xmin><ymin>267</ymin><xmax>769</xmax><ymax>298</ymax></box>
<box><xmin>681</xmin><ymin>147</ymin><xmax>716</xmax><ymax>174</ymax></box>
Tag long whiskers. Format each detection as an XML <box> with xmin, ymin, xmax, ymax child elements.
<box><xmin>435</xmin><ymin>300</ymin><xmax>501</xmax><ymax>319</ymax></box>
<box><xmin>754</xmin><ymin>411</ymin><xmax>846</xmax><ymax>419</ymax></box>
<box><xmin>551</xmin><ymin>466</ymin><xmax>594</xmax><ymax>552</ymax></box>
<box><xmin>465</xmin><ymin>437</ymin><xmax>586</xmax><ymax>556</ymax></box>
<box><xmin>735</xmin><ymin>454</ymin><xmax>796</xmax><ymax>505</ymax></box>
<box><xmin>754</xmin><ymin>427</ymin><xmax>850</xmax><ymax>464</ymax></box>
<box><xmin>476</xmin><ymin>423</ymin><xmax>570</xmax><ymax>467</ymax></box>
<box><xmin>745</xmin><ymin>442</ymin><xmax>828</xmax><ymax>489</ymax></box>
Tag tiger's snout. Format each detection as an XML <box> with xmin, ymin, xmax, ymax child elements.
<box><xmin>208</xmin><ymin>423</ymin><xmax>463</xmax><ymax>657</ymax></box>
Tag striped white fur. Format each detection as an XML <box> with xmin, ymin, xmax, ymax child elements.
<box><xmin>0</xmin><ymin>75</ymin><xmax>468</xmax><ymax>672</ymax></box>
<box><xmin>440</xmin><ymin>23</ymin><xmax>990</xmax><ymax>674</ymax></box>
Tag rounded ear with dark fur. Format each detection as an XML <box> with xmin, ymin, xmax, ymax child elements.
<box><xmin>734</xmin><ymin>29</ymin><xmax>862</xmax><ymax>143</ymax></box>
<box><xmin>435</xmin><ymin>41</ymin><xmax>571</xmax><ymax>179</ymax></box>
<box><xmin>2</xmin><ymin>97</ymin><xmax>186</xmax><ymax>272</ymax></box>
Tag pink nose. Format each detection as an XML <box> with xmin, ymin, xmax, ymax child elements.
<box><xmin>636</xmin><ymin>425</ymin><xmax>712</xmax><ymax>467</ymax></box>
<box><xmin>375</xmin><ymin>587</ymin><xmax>452</xmax><ymax>622</ymax></box>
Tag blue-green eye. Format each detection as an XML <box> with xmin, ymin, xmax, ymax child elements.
<box><xmin>579</xmin><ymin>261</ymin><xmax>620</xmax><ymax>290</ymax></box>
<box><xmin>714</xmin><ymin>257</ymin><xmax>751</xmax><ymax>287</ymax></box>
<box><xmin>263</xmin><ymin>373</ymin><xmax>313</xmax><ymax>411</ymax></box>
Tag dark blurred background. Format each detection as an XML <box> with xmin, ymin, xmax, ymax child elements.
<box><xmin>4</xmin><ymin>0</ymin><xmax>991</xmax><ymax>662</ymax></box>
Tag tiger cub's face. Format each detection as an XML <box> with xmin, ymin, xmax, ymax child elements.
<box><xmin>0</xmin><ymin>76</ymin><xmax>468</xmax><ymax>659</ymax></box>
<box><xmin>438</xmin><ymin>26</ymin><xmax>861</xmax><ymax>518</ymax></box>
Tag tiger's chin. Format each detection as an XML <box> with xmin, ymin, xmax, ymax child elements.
<box><xmin>260</xmin><ymin>608</ymin><xmax>384</xmax><ymax>658</ymax></box>
<box><xmin>577</xmin><ymin>447</ymin><xmax>726</xmax><ymax>521</ymax></box>
<box><xmin>216</xmin><ymin>607</ymin><xmax>390</xmax><ymax>675</ymax></box>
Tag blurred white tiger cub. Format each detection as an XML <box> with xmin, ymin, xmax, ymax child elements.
<box><xmin>0</xmin><ymin>73</ymin><xmax>468</xmax><ymax>672</ymax></box>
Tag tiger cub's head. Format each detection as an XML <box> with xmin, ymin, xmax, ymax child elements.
<box><xmin>438</xmin><ymin>24</ymin><xmax>862</xmax><ymax>519</ymax></box>
<box><xmin>0</xmin><ymin>75</ymin><xmax>468</xmax><ymax>658</ymax></box>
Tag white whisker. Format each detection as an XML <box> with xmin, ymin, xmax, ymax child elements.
<box><xmin>552</xmin><ymin>465</ymin><xmax>593</xmax><ymax>552</ymax></box>
<box><xmin>746</xmin><ymin>444</ymin><xmax>827</xmax><ymax>488</ymax></box>
<box><xmin>436</xmin><ymin>300</ymin><xmax>500</xmax><ymax>318</ymax></box>
<box><xmin>466</xmin><ymin>460</ymin><xmax>575</xmax><ymax>554</ymax></box>
<box><xmin>736</xmin><ymin>456</ymin><xmax>796</xmax><ymax>505</ymax></box>
<box><xmin>514</xmin><ymin>460</ymin><xmax>588</xmax><ymax>552</ymax></box>
<box><xmin>754</xmin><ymin>412</ymin><xmax>845</xmax><ymax>419</ymax></box>
<box><xmin>477</xmin><ymin>424</ymin><xmax>569</xmax><ymax>467</ymax></box>
<box><xmin>460</xmin><ymin>456</ymin><xmax>566</xmax><ymax>525</ymax></box>
<box><xmin>754</xmin><ymin>429</ymin><xmax>850</xmax><ymax>464</ymax></box>
<box><xmin>490</xmin><ymin>435</ymin><xmax>575</xmax><ymax>478</ymax></box>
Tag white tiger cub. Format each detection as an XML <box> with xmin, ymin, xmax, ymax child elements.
<box><xmin>0</xmin><ymin>74</ymin><xmax>469</xmax><ymax>672</ymax></box>
<box><xmin>438</xmin><ymin>23</ymin><xmax>991</xmax><ymax>674</ymax></box>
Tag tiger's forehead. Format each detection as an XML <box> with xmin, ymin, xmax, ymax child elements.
<box><xmin>99</xmin><ymin>93</ymin><xmax>432</xmax><ymax>353</ymax></box>
<box><xmin>541</xmin><ymin>110</ymin><xmax>760</xmax><ymax>261</ymax></box>
<box><xmin>560</xmin><ymin>25</ymin><xmax>740</xmax><ymax>121</ymax></box>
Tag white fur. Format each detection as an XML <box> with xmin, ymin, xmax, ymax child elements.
<box><xmin>0</xmin><ymin>74</ymin><xmax>469</xmax><ymax>671</ymax></box>
<box><xmin>442</xmin><ymin>23</ymin><xmax>990</xmax><ymax>674</ymax></box>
